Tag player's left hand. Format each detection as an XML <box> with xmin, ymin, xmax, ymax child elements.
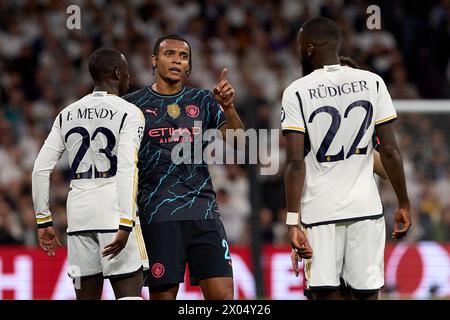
<box><xmin>392</xmin><ymin>207</ymin><xmax>412</xmax><ymax>240</ymax></box>
<box><xmin>213</xmin><ymin>68</ymin><xmax>235</xmax><ymax>109</ymax></box>
<box><xmin>38</xmin><ymin>226</ymin><xmax>62</xmax><ymax>257</ymax></box>
<box><xmin>102</xmin><ymin>230</ymin><xmax>130</xmax><ymax>260</ymax></box>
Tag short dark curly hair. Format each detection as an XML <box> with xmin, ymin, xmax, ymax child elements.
<box><xmin>300</xmin><ymin>17</ymin><xmax>340</xmax><ymax>46</ymax></box>
<box><xmin>88</xmin><ymin>48</ymin><xmax>124</xmax><ymax>82</ymax></box>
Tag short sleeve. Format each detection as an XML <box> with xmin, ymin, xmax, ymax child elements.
<box><xmin>375</xmin><ymin>77</ymin><xmax>397</xmax><ymax>126</ymax></box>
<box><xmin>281</xmin><ymin>87</ymin><xmax>305</xmax><ymax>134</ymax></box>
<box><xmin>205</xmin><ymin>91</ymin><xmax>227</xmax><ymax>130</ymax></box>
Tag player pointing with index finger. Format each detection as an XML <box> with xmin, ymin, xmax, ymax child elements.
<box><xmin>123</xmin><ymin>34</ymin><xmax>245</xmax><ymax>300</ymax></box>
<box><xmin>213</xmin><ymin>68</ymin><xmax>244</xmax><ymax>143</ymax></box>
<box><xmin>214</xmin><ymin>68</ymin><xmax>233</xmax><ymax>102</ymax></box>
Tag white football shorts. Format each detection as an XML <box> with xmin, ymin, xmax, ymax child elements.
<box><xmin>67</xmin><ymin>224</ymin><xmax>148</xmax><ymax>279</ymax></box>
<box><xmin>303</xmin><ymin>216</ymin><xmax>385</xmax><ymax>292</ymax></box>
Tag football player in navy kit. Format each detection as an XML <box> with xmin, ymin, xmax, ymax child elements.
<box><xmin>123</xmin><ymin>34</ymin><xmax>244</xmax><ymax>300</ymax></box>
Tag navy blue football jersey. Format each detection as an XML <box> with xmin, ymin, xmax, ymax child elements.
<box><xmin>123</xmin><ymin>86</ymin><xmax>226</xmax><ymax>224</ymax></box>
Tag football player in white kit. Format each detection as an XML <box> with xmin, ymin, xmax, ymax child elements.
<box><xmin>282</xmin><ymin>18</ymin><xmax>411</xmax><ymax>300</ymax></box>
<box><xmin>32</xmin><ymin>48</ymin><xmax>148</xmax><ymax>300</ymax></box>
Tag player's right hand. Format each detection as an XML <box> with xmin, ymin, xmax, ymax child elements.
<box><xmin>38</xmin><ymin>226</ymin><xmax>62</xmax><ymax>257</ymax></box>
<box><xmin>213</xmin><ymin>68</ymin><xmax>235</xmax><ymax>109</ymax></box>
<box><xmin>287</xmin><ymin>225</ymin><xmax>313</xmax><ymax>260</ymax></box>
<box><xmin>102</xmin><ymin>230</ymin><xmax>130</xmax><ymax>260</ymax></box>
<box><xmin>392</xmin><ymin>207</ymin><xmax>412</xmax><ymax>240</ymax></box>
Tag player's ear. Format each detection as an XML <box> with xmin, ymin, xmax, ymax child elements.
<box><xmin>114</xmin><ymin>67</ymin><xmax>121</xmax><ymax>80</ymax></box>
<box><xmin>151</xmin><ymin>54</ymin><xmax>157</xmax><ymax>76</ymax></box>
<box><xmin>307</xmin><ymin>43</ymin><xmax>314</xmax><ymax>58</ymax></box>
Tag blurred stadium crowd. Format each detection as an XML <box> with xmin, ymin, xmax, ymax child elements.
<box><xmin>0</xmin><ymin>0</ymin><xmax>449</xmax><ymax>246</ymax></box>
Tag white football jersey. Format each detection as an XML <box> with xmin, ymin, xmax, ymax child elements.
<box><xmin>281</xmin><ymin>64</ymin><xmax>397</xmax><ymax>227</ymax></box>
<box><xmin>32</xmin><ymin>91</ymin><xmax>145</xmax><ymax>233</ymax></box>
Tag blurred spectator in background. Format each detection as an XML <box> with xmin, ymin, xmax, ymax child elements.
<box><xmin>388</xmin><ymin>65</ymin><xmax>420</xmax><ymax>99</ymax></box>
<box><xmin>436</xmin><ymin>206</ymin><xmax>450</xmax><ymax>242</ymax></box>
<box><xmin>259</xmin><ymin>207</ymin><xmax>274</xmax><ymax>244</ymax></box>
<box><xmin>217</xmin><ymin>188</ymin><xmax>250</xmax><ymax>245</ymax></box>
<box><xmin>0</xmin><ymin>196</ymin><xmax>23</xmax><ymax>244</ymax></box>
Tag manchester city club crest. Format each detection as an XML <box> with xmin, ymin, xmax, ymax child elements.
<box><xmin>167</xmin><ymin>103</ymin><xmax>180</xmax><ymax>119</ymax></box>
<box><xmin>185</xmin><ymin>104</ymin><xmax>200</xmax><ymax>118</ymax></box>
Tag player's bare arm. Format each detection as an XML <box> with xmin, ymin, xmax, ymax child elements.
<box><xmin>214</xmin><ymin>68</ymin><xmax>245</xmax><ymax>143</ymax></box>
<box><xmin>284</xmin><ymin>132</ymin><xmax>312</xmax><ymax>259</ymax></box>
<box><xmin>376</xmin><ymin>122</ymin><xmax>412</xmax><ymax>239</ymax></box>
<box><xmin>373</xmin><ymin>150</ymin><xmax>388</xmax><ymax>180</ymax></box>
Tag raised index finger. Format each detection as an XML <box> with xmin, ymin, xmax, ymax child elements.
<box><xmin>219</xmin><ymin>68</ymin><xmax>228</xmax><ymax>82</ymax></box>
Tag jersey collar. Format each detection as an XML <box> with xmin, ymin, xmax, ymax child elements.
<box><xmin>323</xmin><ymin>64</ymin><xmax>342</xmax><ymax>72</ymax></box>
<box><xmin>148</xmin><ymin>84</ymin><xmax>186</xmax><ymax>97</ymax></box>
<box><xmin>91</xmin><ymin>91</ymin><xmax>116</xmax><ymax>97</ymax></box>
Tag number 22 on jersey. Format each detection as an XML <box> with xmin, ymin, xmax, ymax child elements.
<box><xmin>303</xmin><ymin>95</ymin><xmax>373</xmax><ymax>163</ymax></box>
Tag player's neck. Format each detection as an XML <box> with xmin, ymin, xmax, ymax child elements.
<box><xmin>313</xmin><ymin>55</ymin><xmax>340</xmax><ymax>70</ymax></box>
<box><xmin>93</xmin><ymin>83</ymin><xmax>119</xmax><ymax>95</ymax></box>
<box><xmin>152</xmin><ymin>77</ymin><xmax>183</xmax><ymax>95</ymax></box>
